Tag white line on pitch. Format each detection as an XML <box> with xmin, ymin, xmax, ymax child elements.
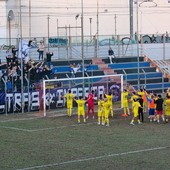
<box><xmin>16</xmin><ymin>146</ymin><xmax>169</xmax><ymax>170</ymax></box>
<box><xmin>0</xmin><ymin>122</ymin><xmax>96</xmax><ymax>132</ymax></box>
<box><xmin>0</xmin><ymin>126</ymin><xmax>32</xmax><ymax>132</ymax></box>
<box><xmin>0</xmin><ymin>117</ymin><xmax>41</xmax><ymax>123</ymax></box>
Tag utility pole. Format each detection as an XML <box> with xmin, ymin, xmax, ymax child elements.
<box><xmin>19</xmin><ymin>0</ymin><xmax>24</xmax><ymax>113</ymax></box>
<box><xmin>81</xmin><ymin>0</ymin><xmax>85</xmax><ymax>97</ymax></box>
<box><xmin>114</xmin><ymin>14</ymin><xmax>117</xmax><ymax>36</ymax></box>
<box><xmin>29</xmin><ymin>0</ymin><xmax>31</xmax><ymax>39</ymax></box>
<box><xmin>47</xmin><ymin>15</ymin><xmax>50</xmax><ymax>51</ymax></box>
<box><xmin>129</xmin><ymin>0</ymin><xmax>133</xmax><ymax>38</ymax></box>
<box><xmin>89</xmin><ymin>18</ymin><xmax>92</xmax><ymax>39</ymax></box>
<box><xmin>96</xmin><ymin>0</ymin><xmax>99</xmax><ymax>58</ymax></box>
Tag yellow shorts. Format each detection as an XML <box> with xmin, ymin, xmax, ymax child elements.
<box><xmin>123</xmin><ymin>101</ymin><xmax>129</xmax><ymax>108</ymax></box>
<box><xmin>67</xmin><ymin>102</ymin><xmax>73</xmax><ymax>109</ymax></box>
<box><xmin>78</xmin><ymin>109</ymin><xmax>85</xmax><ymax>116</ymax></box>
<box><xmin>165</xmin><ymin>110</ymin><xmax>170</xmax><ymax>116</ymax></box>
<box><xmin>98</xmin><ymin>109</ymin><xmax>104</xmax><ymax>117</ymax></box>
<box><xmin>133</xmin><ymin>111</ymin><xmax>139</xmax><ymax>117</ymax></box>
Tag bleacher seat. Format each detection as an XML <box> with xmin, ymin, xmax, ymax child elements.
<box><xmin>102</xmin><ymin>56</ymin><xmax>144</xmax><ymax>64</ymax></box>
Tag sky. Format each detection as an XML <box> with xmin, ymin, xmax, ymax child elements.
<box><xmin>1</xmin><ymin>0</ymin><xmax>170</xmax><ymax>38</ymax></box>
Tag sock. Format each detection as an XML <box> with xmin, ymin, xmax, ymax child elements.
<box><xmin>83</xmin><ymin>117</ymin><xmax>86</xmax><ymax>123</ymax></box>
<box><xmin>105</xmin><ymin>118</ymin><xmax>109</xmax><ymax>125</ymax></box>
<box><xmin>111</xmin><ymin>110</ymin><xmax>113</xmax><ymax>117</ymax></box>
<box><xmin>102</xmin><ymin>117</ymin><xmax>105</xmax><ymax>124</ymax></box>
<box><xmin>69</xmin><ymin>109</ymin><xmax>72</xmax><ymax>116</ymax></box>
<box><xmin>162</xmin><ymin>116</ymin><xmax>165</xmax><ymax>122</ymax></box>
<box><xmin>127</xmin><ymin>108</ymin><xmax>130</xmax><ymax>115</ymax></box>
<box><xmin>98</xmin><ymin>117</ymin><xmax>100</xmax><ymax>124</ymax></box>
<box><xmin>123</xmin><ymin>108</ymin><xmax>126</xmax><ymax>114</ymax></box>
<box><xmin>92</xmin><ymin>109</ymin><xmax>94</xmax><ymax>117</ymax></box>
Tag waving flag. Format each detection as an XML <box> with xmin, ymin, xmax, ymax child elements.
<box><xmin>18</xmin><ymin>39</ymin><xmax>32</xmax><ymax>58</ymax></box>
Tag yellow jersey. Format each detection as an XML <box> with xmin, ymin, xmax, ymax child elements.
<box><xmin>65</xmin><ymin>93</ymin><xmax>75</xmax><ymax>103</ymax></box>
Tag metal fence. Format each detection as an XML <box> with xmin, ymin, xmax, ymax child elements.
<box><xmin>1</xmin><ymin>33</ymin><xmax>170</xmax><ymax>62</ymax></box>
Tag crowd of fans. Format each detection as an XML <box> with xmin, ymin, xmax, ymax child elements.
<box><xmin>0</xmin><ymin>46</ymin><xmax>52</xmax><ymax>92</ymax></box>
<box><xmin>0</xmin><ymin>41</ymin><xmax>93</xmax><ymax>93</ymax></box>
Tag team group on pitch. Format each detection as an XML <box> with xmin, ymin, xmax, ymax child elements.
<box><xmin>64</xmin><ymin>87</ymin><xmax>170</xmax><ymax>126</ymax></box>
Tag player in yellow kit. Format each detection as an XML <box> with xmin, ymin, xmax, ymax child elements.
<box><xmin>64</xmin><ymin>90</ymin><xmax>75</xmax><ymax>117</ymax></box>
<box><xmin>105</xmin><ymin>92</ymin><xmax>114</xmax><ymax>117</ymax></box>
<box><xmin>164</xmin><ymin>95</ymin><xmax>170</xmax><ymax>123</ymax></box>
<box><xmin>75</xmin><ymin>96</ymin><xmax>86</xmax><ymax>123</ymax></box>
<box><xmin>97</xmin><ymin>94</ymin><xmax>104</xmax><ymax>125</ymax></box>
<box><xmin>130</xmin><ymin>91</ymin><xmax>139</xmax><ymax>109</ymax></box>
<box><xmin>130</xmin><ymin>98</ymin><xmax>142</xmax><ymax>125</ymax></box>
<box><xmin>102</xmin><ymin>97</ymin><xmax>111</xmax><ymax>126</ymax></box>
<box><xmin>122</xmin><ymin>89</ymin><xmax>130</xmax><ymax>117</ymax></box>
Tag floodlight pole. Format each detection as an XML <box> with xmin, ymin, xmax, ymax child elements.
<box><xmin>81</xmin><ymin>0</ymin><xmax>85</xmax><ymax>98</ymax></box>
<box><xmin>136</xmin><ymin>0</ymin><xmax>140</xmax><ymax>90</ymax></box>
<box><xmin>29</xmin><ymin>0</ymin><xmax>31</xmax><ymax>39</ymax></box>
<box><xmin>47</xmin><ymin>15</ymin><xmax>50</xmax><ymax>51</ymax></box>
<box><xmin>19</xmin><ymin>0</ymin><xmax>24</xmax><ymax>113</ymax></box>
<box><xmin>96</xmin><ymin>0</ymin><xmax>99</xmax><ymax>58</ymax></box>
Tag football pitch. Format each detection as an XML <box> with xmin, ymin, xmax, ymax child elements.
<box><xmin>0</xmin><ymin>109</ymin><xmax>170</xmax><ymax>170</ymax></box>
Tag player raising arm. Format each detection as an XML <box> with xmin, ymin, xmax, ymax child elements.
<box><xmin>64</xmin><ymin>89</ymin><xmax>75</xmax><ymax>117</ymax></box>
<box><xmin>75</xmin><ymin>96</ymin><xmax>87</xmax><ymax>124</ymax></box>
<box><xmin>130</xmin><ymin>98</ymin><xmax>142</xmax><ymax>125</ymax></box>
<box><xmin>105</xmin><ymin>92</ymin><xmax>114</xmax><ymax>118</ymax></box>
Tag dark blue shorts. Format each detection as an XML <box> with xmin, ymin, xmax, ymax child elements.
<box><xmin>149</xmin><ymin>108</ymin><xmax>155</xmax><ymax>116</ymax></box>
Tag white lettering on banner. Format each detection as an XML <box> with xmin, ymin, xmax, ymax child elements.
<box><xmin>2</xmin><ymin>92</ymin><xmax>40</xmax><ymax>112</ymax></box>
<box><xmin>6</xmin><ymin>93</ymin><xmax>13</xmax><ymax>109</ymax></box>
<box><xmin>45</xmin><ymin>86</ymin><xmax>105</xmax><ymax>106</ymax></box>
<box><xmin>15</xmin><ymin>93</ymin><xmax>22</xmax><ymax>108</ymax></box>
<box><xmin>0</xmin><ymin>84</ymin><xmax>119</xmax><ymax>113</ymax></box>
<box><xmin>31</xmin><ymin>92</ymin><xmax>39</xmax><ymax>108</ymax></box>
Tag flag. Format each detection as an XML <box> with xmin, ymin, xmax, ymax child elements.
<box><xmin>18</xmin><ymin>39</ymin><xmax>32</xmax><ymax>58</ymax></box>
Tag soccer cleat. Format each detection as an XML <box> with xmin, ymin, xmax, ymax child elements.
<box><xmin>138</xmin><ymin>122</ymin><xmax>142</xmax><ymax>125</ymax></box>
<box><xmin>98</xmin><ymin>122</ymin><xmax>100</xmax><ymax>125</ymax></box>
<box><xmin>121</xmin><ymin>113</ymin><xmax>128</xmax><ymax>117</ymax></box>
<box><xmin>130</xmin><ymin>122</ymin><xmax>135</xmax><ymax>125</ymax></box>
<box><xmin>102</xmin><ymin>122</ymin><xmax>105</xmax><ymax>126</ymax></box>
<box><xmin>106</xmin><ymin>124</ymin><xmax>110</xmax><ymax>127</ymax></box>
<box><xmin>93</xmin><ymin>116</ymin><xmax>95</xmax><ymax>119</ymax></box>
<box><xmin>86</xmin><ymin>116</ymin><xmax>89</xmax><ymax>119</ymax></box>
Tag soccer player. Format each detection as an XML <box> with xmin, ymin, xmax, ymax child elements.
<box><xmin>97</xmin><ymin>94</ymin><xmax>104</xmax><ymax>125</ymax></box>
<box><xmin>154</xmin><ymin>94</ymin><xmax>165</xmax><ymax>124</ymax></box>
<box><xmin>138</xmin><ymin>95</ymin><xmax>144</xmax><ymax>123</ymax></box>
<box><xmin>164</xmin><ymin>95</ymin><xmax>170</xmax><ymax>123</ymax></box>
<box><xmin>102</xmin><ymin>97</ymin><xmax>111</xmax><ymax>126</ymax></box>
<box><xmin>64</xmin><ymin>89</ymin><xmax>75</xmax><ymax>117</ymax></box>
<box><xmin>105</xmin><ymin>92</ymin><xmax>114</xmax><ymax>117</ymax></box>
<box><xmin>145</xmin><ymin>91</ymin><xmax>155</xmax><ymax>122</ymax></box>
<box><xmin>130</xmin><ymin>91</ymin><xmax>138</xmax><ymax>110</ymax></box>
<box><xmin>138</xmin><ymin>88</ymin><xmax>147</xmax><ymax>112</ymax></box>
<box><xmin>75</xmin><ymin>96</ymin><xmax>86</xmax><ymax>123</ymax></box>
<box><xmin>86</xmin><ymin>90</ymin><xmax>95</xmax><ymax>119</ymax></box>
<box><xmin>122</xmin><ymin>89</ymin><xmax>130</xmax><ymax>117</ymax></box>
<box><xmin>130</xmin><ymin>98</ymin><xmax>142</xmax><ymax>125</ymax></box>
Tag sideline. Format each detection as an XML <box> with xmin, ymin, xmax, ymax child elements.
<box><xmin>16</xmin><ymin>146</ymin><xmax>169</xmax><ymax>170</ymax></box>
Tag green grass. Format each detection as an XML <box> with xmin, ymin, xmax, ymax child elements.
<box><xmin>0</xmin><ymin>109</ymin><xmax>170</xmax><ymax>170</ymax></box>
